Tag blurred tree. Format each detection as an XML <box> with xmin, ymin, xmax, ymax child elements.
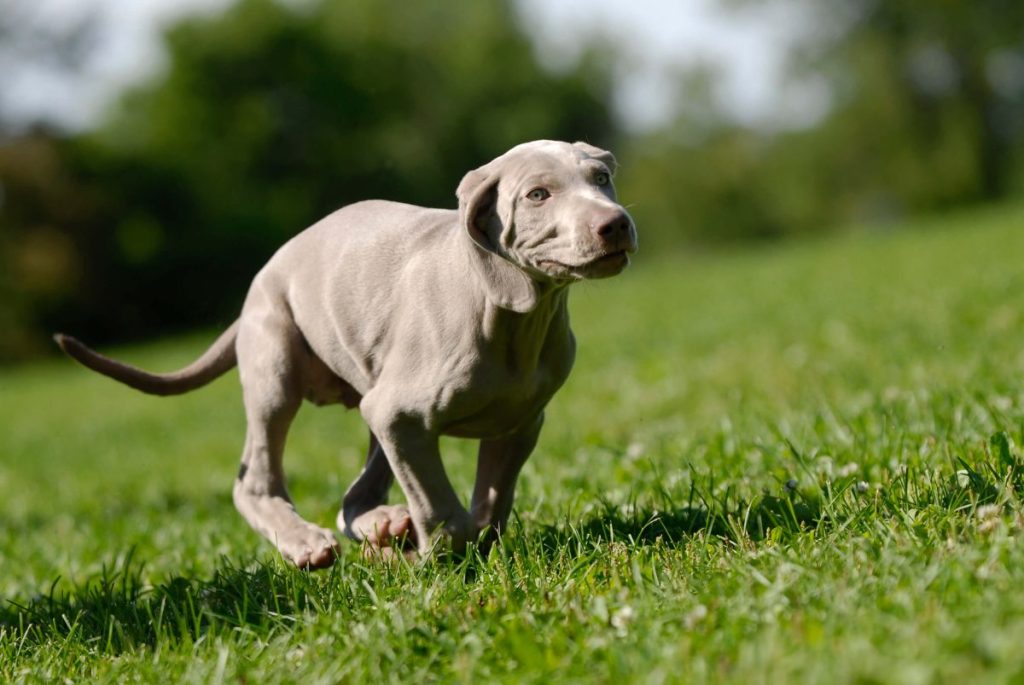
<box><xmin>1</xmin><ymin>0</ymin><xmax>616</xmax><ymax>359</ymax></box>
<box><xmin>791</xmin><ymin>0</ymin><xmax>1024</xmax><ymax>202</ymax></box>
<box><xmin>0</xmin><ymin>0</ymin><xmax>99</xmax><ymax>132</ymax></box>
<box><xmin>9</xmin><ymin>0</ymin><xmax>1019</xmax><ymax>360</ymax></box>
<box><xmin>0</xmin><ymin>2</ymin><xmax>101</xmax><ymax>358</ymax></box>
<box><xmin>619</xmin><ymin>0</ymin><xmax>1024</xmax><ymax>250</ymax></box>
<box><xmin>0</xmin><ymin>132</ymin><xmax>95</xmax><ymax>359</ymax></box>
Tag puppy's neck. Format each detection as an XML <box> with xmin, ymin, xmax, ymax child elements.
<box><xmin>481</xmin><ymin>284</ymin><xmax>570</xmax><ymax>374</ymax></box>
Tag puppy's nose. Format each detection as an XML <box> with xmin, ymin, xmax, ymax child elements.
<box><xmin>592</xmin><ymin>210</ymin><xmax>634</xmax><ymax>250</ymax></box>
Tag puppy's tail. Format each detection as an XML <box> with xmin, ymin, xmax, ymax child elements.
<box><xmin>53</xmin><ymin>320</ymin><xmax>240</xmax><ymax>397</ymax></box>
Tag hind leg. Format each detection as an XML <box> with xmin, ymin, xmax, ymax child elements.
<box><xmin>337</xmin><ymin>432</ymin><xmax>415</xmax><ymax>554</ymax></box>
<box><xmin>233</xmin><ymin>309</ymin><xmax>339</xmax><ymax>569</ymax></box>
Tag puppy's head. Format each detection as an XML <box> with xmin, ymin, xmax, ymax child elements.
<box><xmin>457</xmin><ymin>140</ymin><xmax>638</xmax><ymax>311</ymax></box>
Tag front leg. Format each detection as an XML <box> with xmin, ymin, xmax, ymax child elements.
<box><xmin>337</xmin><ymin>431</ymin><xmax>416</xmax><ymax>554</ymax></box>
<box><xmin>361</xmin><ymin>394</ymin><xmax>474</xmax><ymax>555</ymax></box>
<box><xmin>470</xmin><ymin>412</ymin><xmax>543</xmax><ymax>545</ymax></box>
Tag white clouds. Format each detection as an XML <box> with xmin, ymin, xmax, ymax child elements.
<box><xmin>515</xmin><ymin>0</ymin><xmax>806</xmax><ymax>130</ymax></box>
<box><xmin>3</xmin><ymin>0</ymin><xmax>805</xmax><ymax>132</ymax></box>
<box><xmin>3</xmin><ymin>0</ymin><xmax>232</xmax><ymax>130</ymax></box>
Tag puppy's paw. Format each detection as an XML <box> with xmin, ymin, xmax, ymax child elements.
<box><xmin>339</xmin><ymin>504</ymin><xmax>416</xmax><ymax>550</ymax></box>
<box><xmin>276</xmin><ymin>523</ymin><xmax>340</xmax><ymax>569</ymax></box>
<box><xmin>421</xmin><ymin>510</ymin><xmax>476</xmax><ymax>556</ymax></box>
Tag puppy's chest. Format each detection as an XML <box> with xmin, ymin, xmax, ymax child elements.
<box><xmin>482</xmin><ymin>356</ymin><xmax>567</xmax><ymax>406</ymax></box>
<box><xmin>440</xmin><ymin>334</ymin><xmax>574</xmax><ymax>437</ymax></box>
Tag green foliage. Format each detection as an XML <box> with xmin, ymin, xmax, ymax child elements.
<box><xmin>792</xmin><ymin>0</ymin><xmax>1024</xmax><ymax>204</ymax></box>
<box><xmin>0</xmin><ymin>0</ymin><xmax>614</xmax><ymax>359</ymax></box>
<box><xmin>2</xmin><ymin>202</ymin><xmax>1024</xmax><ymax>682</ymax></box>
<box><xmin>3</xmin><ymin>0</ymin><xmax>1023</xmax><ymax>358</ymax></box>
<box><xmin>620</xmin><ymin>0</ymin><xmax>1024</xmax><ymax>250</ymax></box>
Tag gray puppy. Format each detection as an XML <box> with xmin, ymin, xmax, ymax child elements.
<box><xmin>56</xmin><ymin>140</ymin><xmax>638</xmax><ymax>567</ymax></box>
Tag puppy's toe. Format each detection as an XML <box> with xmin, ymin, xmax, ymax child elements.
<box><xmin>305</xmin><ymin>544</ymin><xmax>338</xmax><ymax>570</ymax></box>
<box><xmin>345</xmin><ymin>504</ymin><xmax>415</xmax><ymax>548</ymax></box>
<box><xmin>280</xmin><ymin>525</ymin><xmax>340</xmax><ymax>570</ymax></box>
<box><xmin>388</xmin><ymin>512</ymin><xmax>412</xmax><ymax>538</ymax></box>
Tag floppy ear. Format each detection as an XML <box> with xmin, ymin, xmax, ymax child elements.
<box><xmin>572</xmin><ymin>141</ymin><xmax>618</xmax><ymax>175</ymax></box>
<box><xmin>457</xmin><ymin>166</ymin><xmax>539</xmax><ymax>313</ymax></box>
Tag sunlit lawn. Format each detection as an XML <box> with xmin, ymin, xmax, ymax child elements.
<box><xmin>2</xmin><ymin>202</ymin><xmax>1024</xmax><ymax>683</ymax></box>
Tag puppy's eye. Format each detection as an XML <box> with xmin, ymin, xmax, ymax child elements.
<box><xmin>527</xmin><ymin>188</ymin><xmax>550</xmax><ymax>202</ymax></box>
<box><xmin>594</xmin><ymin>172</ymin><xmax>610</xmax><ymax>186</ymax></box>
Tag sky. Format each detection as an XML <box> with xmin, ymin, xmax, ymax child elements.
<box><xmin>1</xmin><ymin>0</ymin><xmax>813</xmax><ymax>133</ymax></box>
<box><xmin>515</xmin><ymin>0</ymin><xmax>815</xmax><ymax>130</ymax></box>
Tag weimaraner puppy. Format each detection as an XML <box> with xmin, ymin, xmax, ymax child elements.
<box><xmin>55</xmin><ymin>140</ymin><xmax>637</xmax><ymax>568</ymax></box>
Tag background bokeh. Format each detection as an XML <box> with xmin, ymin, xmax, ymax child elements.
<box><xmin>1</xmin><ymin>0</ymin><xmax>1022</xmax><ymax>361</ymax></box>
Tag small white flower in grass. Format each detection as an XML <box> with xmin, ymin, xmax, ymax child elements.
<box><xmin>977</xmin><ymin>504</ymin><xmax>1002</xmax><ymax>534</ymax></box>
<box><xmin>611</xmin><ymin>605</ymin><xmax>636</xmax><ymax>633</ymax></box>
<box><xmin>956</xmin><ymin>470</ymin><xmax>971</xmax><ymax>488</ymax></box>
<box><xmin>665</xmin><ymin>471</ymin><xmax>687</xmax><ymax>488</ymax></box>
<box><xmin>626</xmin><ymin>442</ymin><xmax>646</xmax><ymax>461</ymax></box>
<box><xmin>976</xmin><ymin>504</ymin><xmax>1001</xmax><ymax>520</ymax></box>
<box><xmin>684</xmin><ymin>604</ymin><xmax>708</xmax><ymax>630</ymax></box>
<box><xmin>838</xmin><ymin>462</ymin><xmax>859</xmax><ymax>478</ymax></box>
<box><xmin>978</xmin><ymin>519</ymin><xmax>1000</xmax><ymax>535</ymax></box>
<box><xmin>856</xmin><ymin>480</ymin><xmax>869</xmax><ymax>493</ymax></box>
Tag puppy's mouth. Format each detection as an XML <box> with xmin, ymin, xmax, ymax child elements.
<box><xmin>538</xmin><ymin>250</ymin><xmax>631</xmax><ymax>280</ymax></box>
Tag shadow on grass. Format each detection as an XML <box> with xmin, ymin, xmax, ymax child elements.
<box><xmin>524</xmin><ymin>428</ymin><xmax>1024</xmax><ymax>558</ymax></box>
<box><xmin>0</xmin><ymin>553</ymin><xmax>339</xmax><ymax>654</ymax></box>
<box><xmin>1</xmin><ymin>494</ymin><xmax>821</xmax><ymax>655</ymax></box>
<box><xmin>529</xmin><ymin>492</ymin><xmax>822</xmax><ymax>558</ymax></box>
<box><xmin>9</xmin><ymin>440</ymin><xmax>1011</xmax><ymax>657</ymax></box>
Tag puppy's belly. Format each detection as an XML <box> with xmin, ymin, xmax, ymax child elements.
<box><xmin>303</xmin><ymin>358</ymin><xmax>362</xmax><ymax>408</ymax></box>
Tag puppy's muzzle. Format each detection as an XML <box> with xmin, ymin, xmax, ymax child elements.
<box><xmin>591</xmin><ymin>209</ymin><xmax>637</xmax><ymax>254</ymax></box>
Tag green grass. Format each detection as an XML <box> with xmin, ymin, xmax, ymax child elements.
<box><xmin>3</xmin><ymin>202</ymin><xmax>1024</xmax><ymax>683</ymax></box>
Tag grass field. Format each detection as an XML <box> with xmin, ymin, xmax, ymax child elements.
<box><xmin>2</xmin><ymin>203</ymin><xmax>1024</xmax><ymax>683</ymax></box>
